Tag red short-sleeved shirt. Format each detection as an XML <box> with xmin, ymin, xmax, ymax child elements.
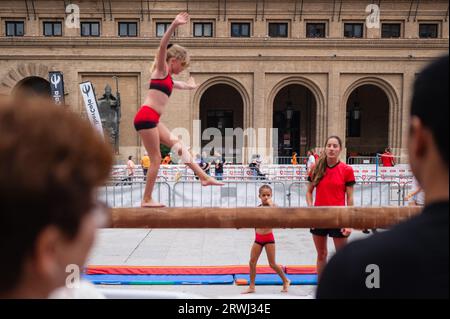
<box><xmin>381</xmin><ymin>152</ymin><xmax>394</xmax><ymax>167</ymax></box>
<box><xmin>309</xmin><ymin>162</ymin><xmax>356</xmax><ymax>206</ymax></box>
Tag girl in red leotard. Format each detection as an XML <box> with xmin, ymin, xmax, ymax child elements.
<box><xmin>133</xmin><ymin>12</ymin><xmax>223</xmax><ymax>208</ymax></box>
<box><xmin>242</xmin><ymin>185</ymin><xmax>290</xmax><ymax>294</ymax></box>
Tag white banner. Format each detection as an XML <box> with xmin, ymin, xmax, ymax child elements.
<box><xmin>79</xmin><ymin>81</ymin><xmax>104</xmax><ymax>138</ymax></box>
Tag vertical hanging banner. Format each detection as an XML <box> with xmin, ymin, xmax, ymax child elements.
<box><xmin>79</xmin><ymin>81</ymin><xmax>104</xmax><ymax>138</ymax></box>
<box><xmin>49</xmin><ymin>71</ymin><xmax>65</xmax><ymax>105</ymax></box>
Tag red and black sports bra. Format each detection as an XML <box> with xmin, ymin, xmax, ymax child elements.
<box><xmin>149</xmin><ymin>73</ymin><xmax>174</xmax><ymax>97</ymax></box>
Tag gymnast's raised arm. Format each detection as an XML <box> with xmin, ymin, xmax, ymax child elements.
<box><xmin>154</xmin><ymin>12</ymin><xmax>189</xmax><ymax>74</ymax></box>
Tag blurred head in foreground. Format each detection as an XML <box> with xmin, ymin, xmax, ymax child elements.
<box><xmin>0</xmin><ymin>97</ymin><xmax>112</xmax><ymax>298</ymax></box>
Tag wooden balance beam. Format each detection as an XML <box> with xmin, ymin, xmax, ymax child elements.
<box><xmin>108</xmin><ymin>206</ymin><xmax>422</xmax><ymax>229</ymax></box>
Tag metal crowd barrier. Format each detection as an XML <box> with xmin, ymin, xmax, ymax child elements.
<box><xmin>273</xmin><ymin>156</ymin><xmax>308</xmax><ymax>165</ymax></box>
<box><xmin>99</xmin><ymin>179</ymin><xmax>408</xmax><ymax>208</ymax></box>
<box><xmin>175</xmin><ymin>165</ymin><xmax>308</xmax><ymax>182</ymax></box>
<box><xmin>368</xmin><ymin>174</ymin><xmax>413</xmax><ymax>184</ymax></box>
<box><xmin>110</xmin><ymin>174</ymin><xmax>169</xmax><ymax>183</ymax></box>
<box><xmin>401</xmin><ymin>181</ymin><xmax>414</xmax><ymax>206</ymax></box>
<box><xmin>347</xmin><ymin>156</ymin><xmax>402</xmax><ymax>165</ymax></box>
<box><xmin>353</xmin><ymin>181</ymin><xmax>402</xmax><ymax>207</ymax></box>
<box><xmin>172</xmin><ymin>181</ymin><xmax>287</xmax><ymax>208</ymax></box>
<box><xmin>347</xmin><ymin>156</ymin><xmax>378</xmax><ymax>165</ymax></box>
<box><xmin>97</xmin><ymin>180</ymin><xmax>172</xmax><ymax>208</ymax></box>
<box><xmin>287</xmin><ymin>181</ymin><xmax>403</xmax><ymax>207</ymax></box>
<box><xmin>361</xmin><ymin>175</ymin><xmax>413</xmax><ymax>206</ymax></box>
<box><xmin>177</xmin><ymin>173</ymin><xmax>278</xmax><ymax>182</ymax></box>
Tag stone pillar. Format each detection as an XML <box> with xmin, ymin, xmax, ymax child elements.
<box><xmin>327</xmin><ymin>69</ymin><xmax>346</xmax><ymax>160</ymax></box>
<box><xmin>26</xmin><ymin>18</ymin><xmax>39</xmax><ymax>37</ymax></box>
<box><xmin>216</xmin><ymin>19</ymin><xmax>228</xmax><ymax>38</ymax></box>
<box><xmin>253</xmin><ymin>67</ymin><xmax>267</xmax><ymax>163</ymax></box>
<box><xmin>102</xmin><ymin>20</ymin><xmax>115</xmax><ymax>37</ymax></box>
<box><xmin>399</xmin><ymin>70</ymin><xmax>415</xmax><ymax>163</ymax></box>
<box><xmin>254</xmin><ymin>18</ymin><xmax>266</xmax><ymax>38</ymax></box>
<box><xmin>327</xmin><ymin>70</ymin><xmax>342</xmax><ymax>137</ymax></box>
<box><xmin>405</xmin><ymin>21</ymin><xmax>418</xmax><ymax>39</ymax></box>
<box><xmin>442</xmin><ymin>20</ymin><xmax>449</xmax><ymax>39</ymax></box>
<box><xmin>140</xmin><ymin>19</ymin><xmax>153</xmax><ymax>38</ymax></box>
<box><xmin>292</xmin><ymin>18</ymin><xmax>303</xmax><ymax>39</ymax></box>
<box><xmin>329</xmin><ymin>19</ymin><xmax>341</xmax><ymax>38</ymax></box>
<box><xmin>366</xmin><ymin>23</ymin><xmax>381</xmax><ymax>39</ymax></box>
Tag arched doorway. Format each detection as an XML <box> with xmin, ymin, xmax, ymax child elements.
<box><xmin>345</xmin><ymin>84</ymin><xmax>389</xmax><ymax>157</ymax></box>
<box><xmin>12</xmin><ymin>76</ymin><xmax>51</xmax><ymax>98</ymax></box>
<box><xmin>273</xmin><ymin>84</ymin><xmax>317</xmax><ymax>161</ymax></box>
<box><xmin>200</xmin><ymin>84</ymin><xmax>244</xmax><ymax>163</ymax></box>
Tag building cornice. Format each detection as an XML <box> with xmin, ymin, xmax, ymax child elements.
<box><xmin>0</xmin><ymin>37</ymin><xmax>448</xmax><ymax>50</ymax></box>
<box><xmin>0</xmin><ymin>55</ymin><xmax>441</xmax><ymax>63</ymax></box>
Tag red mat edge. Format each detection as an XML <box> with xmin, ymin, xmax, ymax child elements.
<box><xmin>85</xmin><ymin>265</ymin><xmax>285</xmax><ymax>275</ymax></box>
<box><xmin>285</xmin><ymin>265</ymin><xmax>317</xmax><ymax>274</ymax></box>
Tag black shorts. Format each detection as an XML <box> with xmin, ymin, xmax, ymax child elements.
<box><xmin>310</xmin><ymin>228</ymin><xmax>348</xmax><ymax>238</ymax></box>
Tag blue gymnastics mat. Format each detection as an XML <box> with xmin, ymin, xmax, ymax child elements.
<box><xmin>83</xmin><ymin>274</ymin><xmax>234</xmax><ymax>285</ymax></box>
<box><xmin>235</xmin><ymin>274</ymin><xmax>318</xmax><ymax>285</ymax></box>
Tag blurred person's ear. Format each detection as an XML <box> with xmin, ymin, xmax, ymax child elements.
<box><xmin>34</xmin><ymin>226</ymin><xmax>66</xmax><ymax>287</ymax></box>
<box><xmin>408</xmin><ymin>116</ymin><xmax>438</xmax><ymax>182</ymax></box>
<box><xmin>33</xmin><ymin>213</ymin><xmax>98</xmax><ymax>293</ymax></box>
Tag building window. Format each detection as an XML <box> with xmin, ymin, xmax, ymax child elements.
<box><xmin>118</xmin><ymin>22</ymin><xmax>137</xmax><ymax>37</ymax></box>
<box><xmin>156</xmin><ymin>22</ymin><xmax>173</xmax><ymax>37</ymax></box>
<box><xmin>231</xmin><ymin>23</ymin><xmax>250</xmax><ymax>37</ymax></box>
<box><xmin>306</xmin><ymin>23</ymin><xmax>326</xmax><ymax>38</ymax></box>
<box><xmin>81</xmin><ymin>22</ymin><xmax>100</xmax><ymax>37</ymax></box>
<box><xmin>268</xmin><ymin>23</ymin><xmax>288</xmax><ymax>38</ymax></box>
<box><xmin>194</xmin><ymin>22</ymin><xmax>213</xmax><ymax>37</ymax></box>
<box><xmin>381</xmin><ymin>23</ymin><xmax>401</xmax><ymax>38</ymax></box>
<box><xmin>344</xmin><ymin>23</ymin><xmax>363</xmax><ymax>38</ymax></box>
<box><xmin>43</xmin><ymin>21</ymin><xmax>62</xmax><ymax>36</ymax></box>
<box><xmin>419</xmin><ymin>23</ymin><xmax>438</xmax><ymax>38</ymax></box>
<box><xmin>6</xmin><ymin>21</ymin><xmax>24</xmax><ymax>36</ymax></box>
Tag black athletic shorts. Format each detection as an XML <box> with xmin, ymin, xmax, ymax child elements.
<box><xmin>310</xmin><ymin>228</ymin><xmax>348</xmax><ymax>238</ymax></box>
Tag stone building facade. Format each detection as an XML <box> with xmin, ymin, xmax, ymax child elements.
<box><xmin>0</xmin><ymin>0</ymin><xmax>448</xmax><ymax>163</ymax></box>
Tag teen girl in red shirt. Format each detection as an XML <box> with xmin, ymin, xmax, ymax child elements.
<box><xmin>306</xmin><ymin>136</ymin><xmax>355</xmax><ymax>277</ymax></box>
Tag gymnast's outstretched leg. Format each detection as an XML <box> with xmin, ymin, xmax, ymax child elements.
<box><xmin>158</xmin><ymin>122</ymin><xmax>224</xmax><ymax>186</ymax></box>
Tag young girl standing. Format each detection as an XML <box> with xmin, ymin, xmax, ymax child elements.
<box><xmin>242</xmin><ymin>185</ymin><xmax>290</xmax><ymax>294</ymax></box>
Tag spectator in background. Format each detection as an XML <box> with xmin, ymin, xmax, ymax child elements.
<box><xmin>126</xmin><ymin>156</ymin><xmax>135</xmax><ymax>184</ymax></box>
<box><xmin>313</xmin><ymin>150</ymin><xmax>320</xmax><ymax>162</ymax></box>
<box><xmin>201</xmin><ymin>152</ymin><xmax>211</xmax><ymax>176</ymax></box>
<box><xmin>249</xmin><ymin>159</ymin><xmax>259</xmax><ymax>180</ymax></box>
<box><xmin>306</xmin><ymin>149</ymin><xmax>317</xmax><ymax>175</ymax></box>
<box><xmin>162</xmin><ymin>153</ymin><xmax>172</xmax><ymax>165</ymax></box>
<box><xmin>214</xmin><ymin>158</ymin><xmax>224</xmax><ymax>181</ymax></box>
<box><xmin>380</xmin><ymin>147</ymin><xmax>396</xmax><ymax>167</ymax></box>
<box><xmin>249</xmin><ymin>158</ymin><xmax>267</xmax><ymax>180</ymax></box>
<box><xmin>0</xmin><ymin>97</ymin><xmax>112</xmax><ymax>298</ymax></box>
<box><xmin>291</xmin><ymin>152</ymin><xmax>298</xmax><ymax>165</ymax></box>
<box><xmin>140</xmin><ymin>152</ymin><xmax>151</xmax><ymax>180</ymax></box>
